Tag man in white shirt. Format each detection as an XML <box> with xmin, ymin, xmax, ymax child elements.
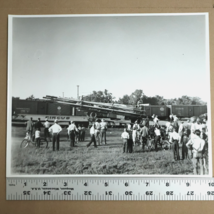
<box><xmin>35</xmin><ymin>128</ymin><xmax>41</xmax><ymax>147</ymax></box>
<box><xmin>95</xmin><ymin>119</ymin><xmax>101</xmax><ymax>145</ymax></box>
<box><xmin>153</xmin><ymin>115</ymin><xmax>159</xmax><ymax>127</ymax></box>
<box><xmin>100</xmin><ymin>119</ymin><xmax>108</xmax><ymax>145</ymax></box>
<box><xmin>186</xmin><ymin>129</ymin><xmax>205</xmax><ymax>175</ymax></box>
<box><xmin>48</xmin><ymin>119</ymin><xmax>62</xmax><ymax>151</ymax></box>
<box><xmin>43</xmin><ymin>118</ymin><xmax>51</xmax><ymax>142</ymax></box>
<box><xmin>67</xmin><ymin>121</ymin><xmax>78</xmax><ymax>148</ymax></box>
<box><xmin>121</xmin><ymin>128</ymin><xmax>129</xmax><ymax>153</ymax></box>
<box><xmin>132</xmin><ymin>121</ymin><xmax>140</xmax><ymax>146</ymax></box>
<box><xmin>191</xmin><ymin>118</ymin><xmax>202</xmax><ymax>134</ymax></box>
<box><xmin>169</xmin><ymin>127</ymin><xmax>181</xmax><ymax>160</ymax></box>
<box><xmin>87</xmin><ymin>123</ymin><xmax>97</xmax><ymax>148</ymax></box>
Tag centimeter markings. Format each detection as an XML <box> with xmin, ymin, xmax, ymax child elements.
<box><xmin>6</xmin><ymin>178</ymin><xmax>214</xmax><ymax>201</ymax></box>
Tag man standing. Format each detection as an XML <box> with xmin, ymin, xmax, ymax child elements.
<box><xmin>25</xmin><ymin>117</ymin><xmax>34</xmax><ymax>139</ymax></box>
<box><xmin>186</xmin><ymin>129</ymin><xmax>206</xmax><ymax>175</ymax></box>
<box><xmin>87</xmin><ymin>123</ymin><xmax>97</xmax><ymax>148</ymax></box>
<box><xmin>43</xmin><ymin>118</ymin><xmax>51</xmax><ymax>142</ymax></box>
<box><xmin>132</xmin><ymin>121</ymin><xmax>140</xmax><ymax>146</ymax></box>
<box><xmin>121</xmin><ymin>128</ymin><xmax>129</xmax><ymax>153</ymax></box>
<box><xmin>144</xmin><ymin>116</ymin><xmax>150</xmax><ymax>128</ymax></box>
<box><xmin>191</xmin><ymin>118</ymin><xmax>202</xmax><ymax>135</ymax></box>
<box><xmin>95</xmin><ymin>119</ymin><xmax>101</xmax><ymax>145</ymax></box>
<box><xmin>48</xmin><ymin>119</ymin><xmax>62</xmax><ymax>151</ymax></box>
<box><xmin>140</xmin><ymin>125</ymin><xmax>148</xmax><ymax>151</ymax></box>
<box><xmin>67</xmin><ymin>121</ymin><xmax>78</xmax><ymax>148</ymax></box>
<box><xmin>100</xmin><ymin>119</ymin><xmax>107</xmax><ymax>145</ymax></box>
<box><xmin>154</xmin><ymin>127</ymin><xmax>161</xmax><ymax>152</ymax></box>
<box><xmin>169</xmin><ymin>127</ymin><xmax>181</xmax><ymax>160</ymax></box>
<box><xmin>34</xmin><ymin>118</ymin><xmax>43</xmax><ymax>131</ymax></box>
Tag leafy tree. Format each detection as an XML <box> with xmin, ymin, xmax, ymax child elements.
<box><xmin>129</xmin><ymin>89</ymin><xmax>144</xmax><ymax>105</ymax></box>
<box><xmin>83</xmin><ymin>89</ymin><xmax>115</xmax><ymax>103</ymax></box>
<box><xmin>118</xmin><ymin>95</ymin><xmax>130</xmax><ymax>105</ymax></box>
<box><xmin>155</xmin><ymin>95</ymin><xmax>165</xmax><ymax>105</ymax></box>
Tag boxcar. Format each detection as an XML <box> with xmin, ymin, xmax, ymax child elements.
<box><xmin>171</xmin><ymin>105</ymin><xmax>207</xmax><ymax>118</ymax></box>
<box><xmin>144</xmin><ymin>105</ymin><xmax>170</xmax><ymax>119</ymax></box>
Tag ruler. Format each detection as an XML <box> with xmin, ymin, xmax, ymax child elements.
<box><xmin>6</xmin><ymin>177</ymin><xmax>214</xmax><ymax>200</ymax></box>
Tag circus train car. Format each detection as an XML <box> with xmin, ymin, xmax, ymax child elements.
<box><xmin>12</xmin><ymin>98</ymin><xmax>89</xmax><ymax>127</ymax></box>
<box><xmin>11</xmin><ymin>98</ymin><xmax>130</xmax><ymax>127</ymax></box>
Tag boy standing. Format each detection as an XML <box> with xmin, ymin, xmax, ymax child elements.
<box><xmin>121</xmin><ymin>128</ymin><xmax>129</xmax><ymax>153</ymax></box>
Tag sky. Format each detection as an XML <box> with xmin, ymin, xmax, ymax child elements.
<box><xmin>11</xmin><ymin>14</ymin><xmax>209</xmax><ymax>102</ymax></box>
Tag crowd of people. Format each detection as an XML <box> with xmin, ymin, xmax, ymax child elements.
<box><xmin>121</xmin><ymin>114</ymin><xmax>209</xmax><ymax>175</ymax></box>
<box><xmin>25</xmin><ymin>117</ymin><xmax>108</xmax><ymax>151</ymax></box>
<box><xmin>24</xmin><ymin>113</ymin><xmax>209</xmax><ymax>175</ymax></box>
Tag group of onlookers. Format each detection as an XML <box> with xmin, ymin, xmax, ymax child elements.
<box><xmin>25</xmin><ymin>118</ymin><xmax>86</xmax><ymax>151</ymax></box>
<box><xmin>86</xmin><ymin>119</ymin><xmax>108</xmax><ymax>148</ymax></box>
<box><xmin>25</xmin><ymin>117</ymin><xmax>108</xmax><ymax>151</ymax></box>
<box><xmin>121</xmin><ymin>114</ymin><xmax>209</xmax><ymax>175</ymax></box>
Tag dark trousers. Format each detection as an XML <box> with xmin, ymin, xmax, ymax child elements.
<box><xmin>80</xmin><ymin>131</ymin><xmax>85</xmax><ymax>141</ymax></box>
<box><xmin>44</xmin><ymin>128</ymin><xmax>50</xmax><ymax>140</ymax></box>
<box><xmin>154</xmin><ymin>136</ymin><xmax>160</xmax><ymax>151</ymax></box>
<box><xmin>101</xmin><ymin>130</ymin><xmax>106</xmax><ymax>144</ymax></box>
<box><xmin>69</xmin><ymin>131</ymin><xmax>75</xmax><ymax>147</ymax></box>
<box><xmin>127</xmin><ymin>138</ymin><xmax>133</xmax><ymax>153</ymax></box>
<box><xmin>142</xmin><ymin>136</ymin><xmax>147</xmax><ymax>150</ymax></box>
<box><xmin>52</xmin><ymin>133</ymin><xmax>60</xmax><ymax>151</ymax></box>
<box><xmin>87</xmin><ymin>134</ymin><xmax>97</xmax><ymax>147</ymax></box>
<box><xmin>36</xmin><ymin>137</ymin><xmax>40</xmax><ymax>147</ymax></box>
<box><xmin>172</xmin><ymin>140</ymin><xmax>179</xmax><ymax>160</ymax></box>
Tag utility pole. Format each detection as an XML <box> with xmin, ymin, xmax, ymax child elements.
<box><xmin>77</xmin><ymin>85</ymin><xmax>79</xmax><ymax>100</ymax></box>
<box><xmin>62</xmin><ymin>92</ymin><xmax>64</xmax><ymax>98</ymax></box>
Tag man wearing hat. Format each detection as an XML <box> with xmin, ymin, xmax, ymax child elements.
<box><xmin>43</xmin><ymin>118</ymin><xmax>51</xmax><ymax>142</ymax></box>
<box><xmin>67</xmin><ymin>121</ymin><xmax>78</xmax><ymax>148</ymax></box>
<box><xmin>48</xmin><ymin>119</ymin><xmax>62</xmax><ymax>151</ymax></box>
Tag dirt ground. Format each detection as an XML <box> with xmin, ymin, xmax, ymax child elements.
<box><xmin>10</xmin><ymin>126</ymin><xmax>197</xmax><ymax>175</ymax></box>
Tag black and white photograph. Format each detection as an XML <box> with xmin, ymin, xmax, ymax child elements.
<box><xmin>7</xmin><ymin>13</ymin><xmax>212</xmax><ymax>177</ymax></box>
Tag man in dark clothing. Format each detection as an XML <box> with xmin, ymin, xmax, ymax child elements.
<box><xmin>34</xmin><ymin>118</ymin><xmax>43</xmax><ymax>131</ymax></box>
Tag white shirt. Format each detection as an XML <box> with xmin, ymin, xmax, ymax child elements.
<box><xmin>186</xmin><ymin>135</ymin><xmax>205</xmax><ymax>152</ymax></box>
<box><xmin>169</xmin><ymin>131</ymin><xmax>181</xmax><ymax>143</ymax></box>
<box><xmin>49</xmin><ymin>123</ymin><xmax>62</xmax><ymax>133</ymax></box>
<box><xmin>90</xmin><ymin>126</ymin><xmax>96</xmax><ymax>135</ymax></box>
<box><xmin>100</xmin><ymin>121</ymin><xmax>107</xmax><ymax>130</ymax></box>
<box><xmin>44</xmin><ymin>121</ymin><xmax>50</xmax><ymax>128</ymax></box>
<box><xmin>67</xmin><ymin>124</ymin><xmax>78</xmax><ymax>133</ymax></box>
<box><xmin>95</xmin><ymin>122</ymin><xmax>101</xmax><ymax>130</ymax></box>
<box><xmin>153</xmin><ymin>117</ymin><xmax>159</xmax><ymax>124</ymax></box>
<box><xmin>191</xmin><ymin>123</ymin><xmax>202</xmax><ymax>133</ymax></box>
<box><xmin>154</xmin><ymin>129</ymin><xmax>161</xmax><ymax>136</ymax></box>
<box><xmin>127</xmin><ymin>124</ymin><xmax>131</xmax><ymax>130</ymax></box>
<box><xmin>35</xmin><ymin>130</ymin><xmax>40</xmax><ymax>138</ymax></box>
<box><xmin>133</xmin><ymin>124</ymin><xmax>140</xmax><ymax>131</ymax></box>
<box><xmin>178</xmin><ymin>123</ymin><xmax>183</xmax><ymax>133</ymax></box>
<box><xmin>121</xmin><ymin>132</ymin><xmax>129</xmax><ymax>139</ymax></box>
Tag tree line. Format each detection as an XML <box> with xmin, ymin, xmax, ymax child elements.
<box><xmin>23</xmin><ymin>89</ymin><xmax>206</xmax><ymax>106</ymax></box>
<box><xmin>82</xmin><ymin>89</ymin><xmax>206</xmax><ymax>106</ymax></box>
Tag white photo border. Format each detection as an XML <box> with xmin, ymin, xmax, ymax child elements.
<box><xmin>7</xmin><ymin>13</ymin><xmax>212</xmax><ymax>178</ymax></box>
